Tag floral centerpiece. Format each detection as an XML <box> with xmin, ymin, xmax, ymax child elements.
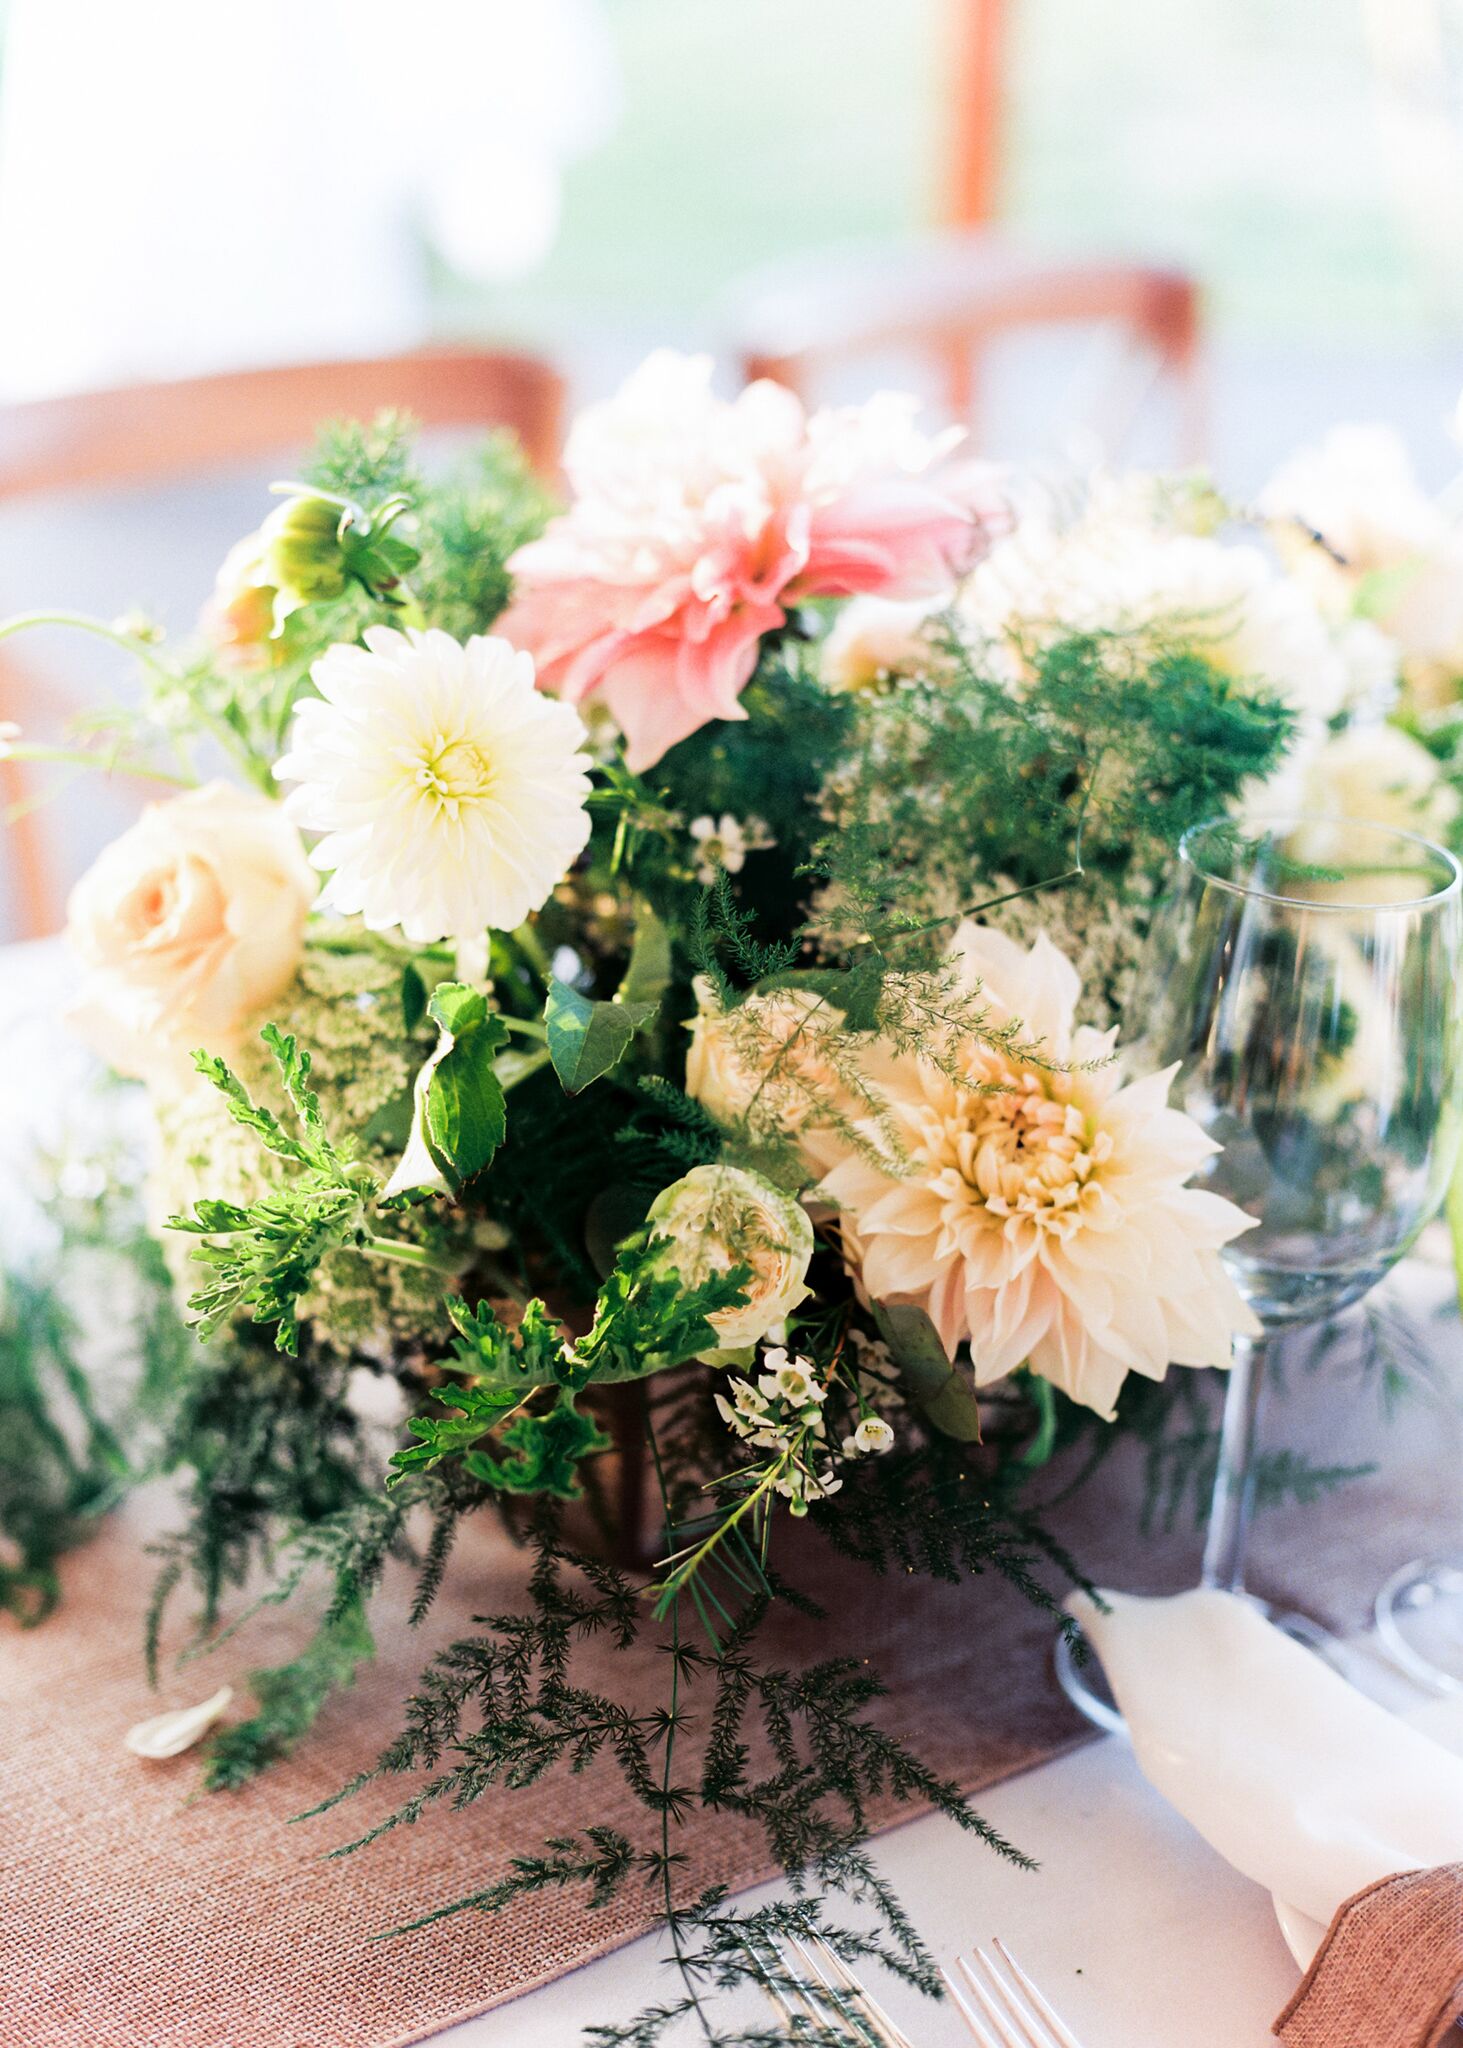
<box><xmin>6</xmin><ymin>356</ymin><xmax>1460</xmax><ymax>2041</ymax></box>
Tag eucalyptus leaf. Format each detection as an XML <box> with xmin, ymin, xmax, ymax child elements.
<box><xmin>872</xmin><ymin>1300</ymin><xmax>984</xmax><ymax>1442</ymax></box>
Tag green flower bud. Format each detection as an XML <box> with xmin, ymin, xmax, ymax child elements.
<box><xmin>260</xmin><ymin>492</ymin><xmax>352</xmax><ymax>615</ymax></box>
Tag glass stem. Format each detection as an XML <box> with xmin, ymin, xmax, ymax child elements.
<box><xmin>1200</xmin><ymin>1328</ymin><xmax>1272</xmax><ymax>1594</ymax></box>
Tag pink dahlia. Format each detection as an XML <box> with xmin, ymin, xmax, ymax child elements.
<box><xmin>805</xmin><ymin>924</ymin><xmax>1260</xmax><ymax>1420</ymax></box>
<box><xmin>497</xmin><ymin>351</ymin><xmax>997</xmax><ymax>770</ymax></box>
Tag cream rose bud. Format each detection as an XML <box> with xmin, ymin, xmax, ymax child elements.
<box><xmin>66</xmin><ymin>783</ymin><xmax>316</xmax><ymax>1083</ymax></box>
<box><xmin>645</xmin><ymin>1163</ymin><xmax>814</xmax><ymax>1357</ymax></box>
<box><xmin>684</xmin><ymin>977</ymin><xmax>846</xmax><ymax>1138</ymax></box>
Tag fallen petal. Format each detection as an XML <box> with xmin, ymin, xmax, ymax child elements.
<box><xmin>124</xmin><ymin>1685</ymin><xmax>234</xmax><ymax>1759</ymax></box>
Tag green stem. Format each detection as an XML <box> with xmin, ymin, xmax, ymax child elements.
<box><xmin>0</xmin><ymin>609</ymin><xmax>178</xmax><ymax>679</ymax></box>
<box><xmin>1</xmin><ymin>740</ymin><xmax>196</xmax><ymax>789</ymax></box>
<box><xmin>498</xmin><ymin>1016</ymin><xmax>550</xmax><ymax>1043</ymax></box>
<box><xmin>646</xmin><ymin>1413</ymin><xmax>717</xmax><ymax>2047</ymax></box>
<box><xmin>0</xmin><ymin>609</ymin><xmax>273</xmax><ymax>791</ymax></box>
<box><xmin>357</xmin><ymin>1235</ymin><xmax>463</xmax><ymax>1276</ymax></box>
<box><xmin>500</xmin><ymin>1048</ymin><xmax>552</xmax><ymax>1090</ymax></box>
<box><xmin>652</xmin><ymin>1431</ymin><xmax>806</xmax><ymax>1619</ymax></box>
<box><xmin>510</xmin><ymin>919</ymin><xmax>552</xmax><ymax>985</ymax></box>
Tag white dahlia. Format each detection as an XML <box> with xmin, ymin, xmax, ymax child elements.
<box><xmin>965</xmin><ymin>517</ymin><xmax>1351</xmax><ymax>724</ymax></box>
<box><xmin>805</xmin><ymin>924</ymin><xmax>1260</xmax><ymax>1420</ymax></box>
<box><xmin>276</xmin><ymin>627</ymin><xmax>592</xmax><ymax>944</ymax></box>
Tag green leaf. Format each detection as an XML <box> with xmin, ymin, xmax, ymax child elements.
<box><xmin>872</xmin><ymin>1301</ymin><xmax>985</xmax><ymax>1442</ymax></box>
<box><xmin>464</xmin><ymin>1390</ymin><xmax>612</xmax><ymax>1501</ymax></box>
<box><xmin>400</xmin><ymin>963</ymin><xmax>427</xmax><ymax>1033</ymax></box>
<box><xmin>619</xmin><ymin>903</ymin><xmax>673</xmax><ymax>1008</ymax></box>
<box><xmin>389</xmin><ymin>982</ymin><xmax>509</xmax><ymax>1196</ymax></box>
<box><xmin>545</xmin><ymin>978</ymin><xmax>656</xmax><ymax>1095</ymax></box>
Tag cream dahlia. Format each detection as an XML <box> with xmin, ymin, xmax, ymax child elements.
<box><xmin>805</xmin><ymin>924</ymin><xmax>1259</xmax><ymax>1419</ymax></box>
<box><xmin>275</xmin><ymin>626</ymin><xmax>592</xmax><ymax>945</ymax></box>
<box><xmin>497</xmin><ymin>350</ymin><xmax>998</xmax><ymax>769</ymax></box>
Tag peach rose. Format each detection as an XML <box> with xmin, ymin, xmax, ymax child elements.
<box><xmin>685</xmin><ymin>976</ymin><xmax>848</xmax><ymax>1139</ymax></box>
<box><xmin>66</xmin><ymin>782</ymin><xmax>315</xmax><ymax>1082</ymax></box>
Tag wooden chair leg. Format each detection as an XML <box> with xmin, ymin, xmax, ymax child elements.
<box><xmin>0</xmin><ymin>753</ymin><xmax>58</xmax><ymax>939</ymax></box>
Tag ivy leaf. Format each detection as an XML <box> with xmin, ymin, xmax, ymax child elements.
<box><xmin>873</xmin><ymin>1300</ymin><xmax>984</xmax><ymax>1442</ymax></box>
<box><xmin>385</xmin><ymin>983</ymin><xmax>509</xmax><ymax>1198</ymax></box>
<box><xmin>545</xmin><ymin>978</ymin><xmax>656</xmax><ymax>1095</ymax></box>
<box><xmin>463</xmin><ymin>1390</ymin><xmax>612</xmax><ymax>1501</ymax></box>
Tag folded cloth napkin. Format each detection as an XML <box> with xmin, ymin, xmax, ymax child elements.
<box><xmin>1068</xmin><ymin>1588</ymin><xmax>1463</xmax><ymax>2046</ymax></box>
<box><xmin>1066</xmin><ymin>1588</ymin><xmax>1463</xmax><ymax>1926</ymax></box>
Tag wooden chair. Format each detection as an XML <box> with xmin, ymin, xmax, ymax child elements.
<box><xmin>729</xmin><ymin>232</ymin><xmax>1204</xmax><ymax>467</ymax></box>
<box><xmin>0</xmin><ymin>347</ymin><xmax>565</xmax><ymax>938</ymax></box>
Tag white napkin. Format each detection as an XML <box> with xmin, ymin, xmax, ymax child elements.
<box><xmin>1068</xmin><ymin>1587</ymin><xmax>1463</xmax><ymax>1926</ymax></box>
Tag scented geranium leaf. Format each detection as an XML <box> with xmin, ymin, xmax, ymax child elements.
<box><xmin>192</xmin><ymin>1048</ymin><xmax>305</xmax><ymax>1166</ymax></box>
<box><xmin>873</xmin><ymin>1301</ymin><xmax>985</xmax><ymax>1442</ymax></box>
<box><xmin>387</xmin><ymin>982</ymin><xmax>509</xmax><ymax>1197</ymax></box>
<box><xmin>171</xmin><ymin>1034</ymin><xmax>378</xmax><ymax>1353</ymax></box>
<box><xmin>389</xmin><ymin>1242</ymin><xmax>752</xmax><ymax>1487</ymax></box>
<box><xmin>545</xmin><ymin>978</ymin><xmax>656</xmax><ymax>1095</ymax></box>
<box><xmin>570</xmin><ymin>1244</ymin><xmax>751</xmax><ymax>1386</ymax></box>
<box><xmin>463</xmin><ymin>1390</ymin><xmax>612</xmax><ymax>1501</ymax></box>
<box><xmin>445</xmin><ymin>1295</ymin><xmax>568</xmax><ymax>1385</ymax></box>
<box><xmin>389</xmin><ymin>1381</ymin><xmax>528</xmax><ymax>1482</ymax></box>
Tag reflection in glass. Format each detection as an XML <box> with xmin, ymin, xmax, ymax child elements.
<box><xmin>1058</xmin><ymin>814</ymin><xmax>1463</xmax><ymax>1727</ymax></box>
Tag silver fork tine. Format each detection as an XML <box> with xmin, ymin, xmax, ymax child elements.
<box><xmin>794</xmin><ymin>1934</ymin><xmax>918</xmax><ymax>2048</ymax></box>
<box><xmin>952</xmin><ymin>1944</ymin><xmax>1086</xmax><ymax>2048</ymax></box>
<box><xmin>959</xmin><ymin>1950</ymin><xmax>1056</xmax><ymax>2048</ymax></box>
<box><xmin>991</xmin><ymin>1941</ymin><xmax>1084</xmax><ymax>2048</ymax></box>
<box><xmin>783</xmin><ymin>1934</ymin><xmax>876</xmax><ymax>2042</ymax></box>
<box><xmin>940</xmin><ymin>1960</ymin><xmax>1006</xmax><ymax>2048</ymax></box>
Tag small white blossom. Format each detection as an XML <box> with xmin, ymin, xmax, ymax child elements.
<box><xmin>776</xmin><ymin>1463</ymin><xmax>843</xmax><ymax>1515</ymax></box>
<box><xmin>843</xmin><ymin>1416</ymin><xmax>896</xmax><ymax>1456</ymax></box>
<box><xmin>689</xmin><ymin>811</ymin><xmax>775</xmax><ymax>886</ymax></box>
<box><xmin>757</xmin><ymin>1348</ymin><xmax>824</xmax><ymax>1410</ymax></box>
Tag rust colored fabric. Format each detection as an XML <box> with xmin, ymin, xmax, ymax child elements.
<box><xmin>1273</xmin><ymin>1865</ymin><xmax>1463</xmax><ymax>2048</ymax></box>
<box><xmin>0</xmin><ymin>1494</ymin><xmax>1085</xmax><ymax>2048</ymax></box>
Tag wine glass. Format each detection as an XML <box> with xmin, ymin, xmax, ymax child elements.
<box><xmin>1057</xmin><ymin>813</ymin><xmax>1463</xmax><ymax>1731</ymax></box>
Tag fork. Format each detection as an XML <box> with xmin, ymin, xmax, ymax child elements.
<box><xmin>742</xmin><ymin>1929</ymin><xmax>918</xmax><ymax>2045</ymax></box>
<box><xmin>942</xmin><ymin>1940</ymin><xmax>1087</xmax><ymax>2048</ymax></box>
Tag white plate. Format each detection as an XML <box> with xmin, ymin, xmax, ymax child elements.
<box><xmin>1271</xmin><ymin>1689</ymin><xmax>1463</xmax><ymax>1966</ymax></box>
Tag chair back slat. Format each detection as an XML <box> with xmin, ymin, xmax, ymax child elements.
<box><xmin>0</xmin><ymin>346</ymin><xmax>564</xmax><ymax>938</ymax></box>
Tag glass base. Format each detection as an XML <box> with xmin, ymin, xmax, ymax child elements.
<box><xmin>1054</xmin><ymin>1596</ymin><xmax>1350</xmax><ymax>1736</ymax></box>
<box><xmin>1375</xmin><ymin>1557</ymin><xmax>1463</xmax><ymax>1695</ymax></box>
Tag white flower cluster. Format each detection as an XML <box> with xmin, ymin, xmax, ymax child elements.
<box><xmin>687</xmin><ymin>811</ymin><xmax>775</xmax><ymax>886</ymax></box>
<box><xmin>712</xmin><ymin>1344</ymin><xmax>895</xmax><ymax>1515</ymax></box>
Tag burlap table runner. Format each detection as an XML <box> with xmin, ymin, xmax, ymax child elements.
<box><xmin>5</xmin><ymin>1278</ymin><xmax>1463</xmax><ymax>2048</ymax></box>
